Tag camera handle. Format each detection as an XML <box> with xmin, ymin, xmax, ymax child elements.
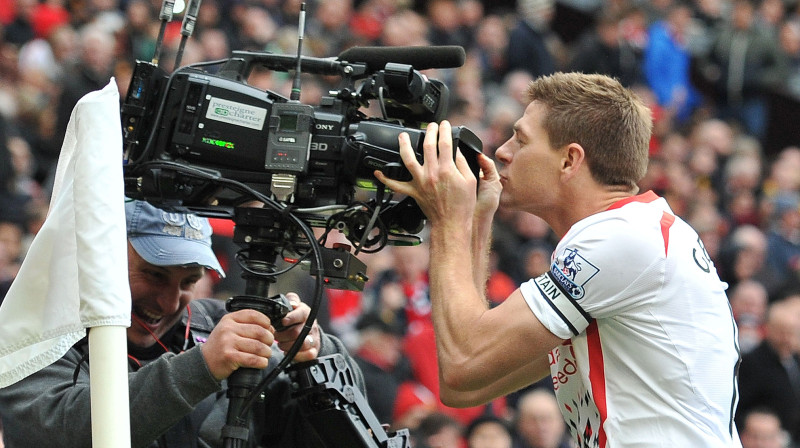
<box><xmin>221</xmin><ymin>206</ymin><xmax>318</xmax><ymax>448</ymax></box>
<box><xmin>217</xmin><ymin>51</ymin><xmax>367</xmax><ymax>83</ymax></box>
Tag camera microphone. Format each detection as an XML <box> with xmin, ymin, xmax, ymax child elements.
<box><xmin>337</xmin><ymin>46</ymin><xmax>466</xmax><ymax>72</ymax></box>
<box><xmin>174</xmin><ymin>0</ymin><xmax>202</xmax><ymax>68</ymax></box>
<box><xmin>289</xmin><ymin>2</ymin><xmax>306</xmax><ymax>101</ymax></box>
<box><xmin>151</xmin><ymin>0</ymin><xmax>175</xmax><ymax>65</ymax></box>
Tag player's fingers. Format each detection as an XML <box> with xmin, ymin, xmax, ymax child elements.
<box><xmin>397</xmin><ymin>131</ymin><xmax>424</xmax><ymax>179</ymax></box>
<box><xmin>373</xmin><ymin>132</ymin><xmax>420</xmax><ymax>196</ymax></box>
<box><xmin>373</xmin><ymin>169</ymin><xmax>410</xmax><ymax>196</ymax></box>
<box><xmin>454</xmin><ymin>149</ymin><xmax>474</xmax><ymax>182</ymax></box>
<box><xmin>477</xmin><ymin>153</ymin><xmax>499</xmax><ymax>182</ymax></box>
<box><xmin>421</xmin><ymin>122</ymin><xmax>440</xmax><ymax>173</ymax></box>
<box><xmin>437</xmin><ymin>120</ymin><xmax>454</xmax><ymax>169</ymax></box>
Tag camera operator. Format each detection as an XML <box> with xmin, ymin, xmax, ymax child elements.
<box><xmin>0</xmin><ymin>199</ymin><xmax>365</xmax><ymax>448</ymax></box>
<box><xmin>375</xmin><ymin>72</ymin><xmax>742</xmax><ymax>447</ymax></box>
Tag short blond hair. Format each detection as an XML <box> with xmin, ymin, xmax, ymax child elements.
<box><xmin>526</xmin><ymin>72</ymin><xmax>652</xmax><ymax>189</ymax></box>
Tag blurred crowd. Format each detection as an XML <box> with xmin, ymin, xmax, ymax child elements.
<box><xmin>2</xmin><ymin>0</ymin><xmax>800</xmax><ymax>446</ymax></box>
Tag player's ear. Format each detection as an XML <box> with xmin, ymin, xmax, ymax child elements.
<box><xmin>561</xmin><ymin>143</ymin><xmax>585</xmax><ymax>175</ymax></box>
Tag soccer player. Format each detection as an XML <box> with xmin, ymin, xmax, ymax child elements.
<box><xmin>375</xmin><ymin>72</ymin><xmax>742</xmax><ymax>447</ymax></box>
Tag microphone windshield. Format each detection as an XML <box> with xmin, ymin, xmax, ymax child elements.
<box><xmin>337</xmin><ymin>46</ymin><xmax>466</xmax><ymax>72</ymax></box>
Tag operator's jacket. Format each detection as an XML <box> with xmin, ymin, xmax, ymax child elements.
<box><xmin>0</xmin><ymin>298</ymin><xmax>366</xmax><ymax>448</ymax></box>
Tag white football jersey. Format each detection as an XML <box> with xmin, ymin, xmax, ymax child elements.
<box><xmin>520</xmin><ymin>191</ymin><xmax>742</xmax><ymax>448</ymax></box>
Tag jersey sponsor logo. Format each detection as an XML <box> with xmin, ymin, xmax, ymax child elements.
<box><xmin>551</xmin><ymin>341</ymin><xmax>601</xmax><ymax>448</ymax></box>
<box><xmin>551</xmin><ymin>248</ymin><xmax>599</xmax><ymax>300</ymax></box>
<box><xmin>550</xmin><ymin>342</ymin><xmax>579</xmax><ymax>391</ymax></box>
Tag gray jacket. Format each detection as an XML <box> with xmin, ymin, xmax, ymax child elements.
<box><xmin>0</xmin><ymin>298</ymin><xmax>365</xmax><ymax>448</ymax></box>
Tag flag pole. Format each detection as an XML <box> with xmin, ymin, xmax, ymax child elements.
<box><xmin>89</xmin><ymin>326</ymin><xmax>131</xmax><ymax>447</ymax></box>
<box><xmin>0</xmin><ymin>79</ymin><xmax>131</xmax><ymax>448</ymax></box>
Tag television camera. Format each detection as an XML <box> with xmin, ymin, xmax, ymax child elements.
<box><xmin>121</xmin><ymin>45</ymin><xmax>482</xmax><ymax>242</ymax></box>
<box><xmin>119</xmin><ymin>2</ymin><xmax>483</xmax><ymax>447</ymax></box>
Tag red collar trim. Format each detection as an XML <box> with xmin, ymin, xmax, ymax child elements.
<box><xmin>606</xmin><ymin>190</ymin><xmax>659</xmax><ymax>211</ymax></box>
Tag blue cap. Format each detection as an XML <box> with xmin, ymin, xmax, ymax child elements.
<box><xmin>125</xmin><ymin>200</ymin><xmax>225</xmax><ymax>277</ymax></box>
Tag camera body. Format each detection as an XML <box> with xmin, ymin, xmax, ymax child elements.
<box><xmin>121</xmin><ymin>48</ymin><xmax>482</xmax><ymax>242</ymax></box>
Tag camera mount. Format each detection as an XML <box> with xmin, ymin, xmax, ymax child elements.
<box><xmin>287</xmin><ymin>354</ymin><xmax>412</xmax><ymax>448</ymax></box>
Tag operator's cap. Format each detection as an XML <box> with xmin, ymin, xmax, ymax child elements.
<box><xmin>125</xmin><ymin>199</ymin><xmax>225</xmax><ymax>277</ymax></box>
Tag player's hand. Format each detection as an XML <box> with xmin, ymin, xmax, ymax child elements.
<box><xmin>374</xmin><ymin>120</ymin><xmax>478</xmax><ymax>229</ymax></box>
<box><xmin>474</xmin><ymin>152</ymin><xmax>502</xmax><ymax>222</ymax></box>
<box><xmin>273</xmin><ymin>293</ymin><xmax>320</xmax><ymax>363</ymax></box>
<box><xmin>201</xmin><ymin>309</ymin><xmax>274</xmax><ymax>380</ymax></box>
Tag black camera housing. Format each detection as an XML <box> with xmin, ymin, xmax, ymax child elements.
<box><xmin>121</xmin><ymin>48</ymin><xmax>482</xmax><ymax>243</ymax></box>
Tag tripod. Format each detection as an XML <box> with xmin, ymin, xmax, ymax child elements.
<box><xmin>217</xmin><ymin>205</ymin><xmax>409</xmax><ymax>448</ymax></box>
<box><xmin>221</xmin><ymin>206</ymin><xmax>322</xmax><ymax>448</ymax></box>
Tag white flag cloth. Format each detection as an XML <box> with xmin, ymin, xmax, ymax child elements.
<box><xmin>0</xmin><ymin>79</ymin><xmax>131</xmax><ymax>387</ymax></box>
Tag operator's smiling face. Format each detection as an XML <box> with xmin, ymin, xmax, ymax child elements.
<box><xmin>126</xmin><ymin>242</ymin><xmax>204</xmax><ymax>348</ymax></box>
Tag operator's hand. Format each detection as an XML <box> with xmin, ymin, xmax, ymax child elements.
<box><xmin>273</xmin><ymin>293</ymin><xmax>321</xmax><ymax>363</ymax></box>
<box><xmin>201</xmin><ymin>309</ymin><xmax>275</xmax><ymax>381</ymax></box>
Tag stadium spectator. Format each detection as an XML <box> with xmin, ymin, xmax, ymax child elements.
<box><xmin>364</xmin><ymin>243</ymin><xmax>432</xmax><ymax>334</ymax></box>
<box><xmin>0</xmin><ymin>220</ymin><xmax>24</xmax><ymax>285</ymax></box>
<box><xmin>763</xmin><ymin>192</ymin><xmax>800</xmax><ymax>295</ymax></box>
<box><xmin>756</xmin><ymin>0</ymin><xmax>786</xmax><ymax>34</ymax></box>
<box><xmin>426</xmin><ymin>0</ymin><xmax>471</xmax><ymax>48</ymax></box>
<box><xmin>729</xmin><ymin>279</ymin><xmax>769</xmax><ymax>354</ymax></box>
<box><xmin>505</xmin><ymin>0</ymin><xmax>560</xmax><ymax>79</ymax></box>
<box><xmin>392</xmin><ymin>380</ymin><xmax>438</xmax><ymax>432</ymax></box>
<box><xmin>720</xmin><ymin>135</ymin><xmax>765</xmax><ymax>222</ymax></box>
<box><xmin>49</xmin><ymin>24</ymin><xmax>116</xmax><ymax>176</ymax></box>
<box><xmin>304</xmin><ymin>0</ymin><xmax>357</xmax><ymax>56</ymax></box>
<box><xmin>777</xmin><ymin>20</ymin><xmax>800</xmax><ymax>98</ymax></box>
<box><xmin>352</xmin><ymin>311</ymin><xmax>413</xmax><ymax>425</ymax></box>
<box><xmin>414</xmin><ymin>412</ymin><xmax>465</xmax><ymax>448</ymax></box>
<box><xmin>3</xmin><ymin>0</ymin><xmax>37</xmax><ymax>46</ymax></box>
<box><xmin>485</xmin><ymin>246</ymin><xmax>518</xmax><ymax>306</ymax></box>
<box><xmin>643</xmin><ymin>2</ymin><xmax>703</xmax><ymax>124</ymax></box>
<box><xmin>471</xmin><ymin>14</ymin><xmax>510</xmax><ymax>85</ymax></box>
<box><xmin>737</xmin><ymin>297</ymin><xmax>800</xmax><ymax>444</ymax></box>
<box><xmin>380</xmin><ymin>8</ymin><xmax>429</xmax><ymax>47</ymax></box>
<box><xmin>739</xmin><ymin>407</ymin><xmax>791</xmax><ymax>448</ymax></box>
<box><xmin>466</xmin><ymin>414</ymin><xmax>515</xmax><ymax>448</ymax></box>
<box><xmin>717</xmin><ymin>224</ymin><xmax>776</xmax><ymax>294</ymax></box>
<box><xmin>568</xmin><ymin>8</ymin><xmax>643</xmax><ymax>87</ymax></box>
<box><xmin>702</xmin><ymin>0</ymin><xmax>786</xmax><ymax>139</ymax></box>
<box><xmin>513</xmin><ymin>388</ymin><xmax>572</xmax><ymax>448</ymax></box>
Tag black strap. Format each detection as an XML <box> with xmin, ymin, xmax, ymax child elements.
<box><xmin>71</xmin><ymin>334</ymin><xmax>90</xmax><ymax>386</ymax></box>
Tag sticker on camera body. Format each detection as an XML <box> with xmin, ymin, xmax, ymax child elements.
<box><xmin>205</xmin><ymin>97</ymin><xmax>267</xmax><ymax>131</ymax></box>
